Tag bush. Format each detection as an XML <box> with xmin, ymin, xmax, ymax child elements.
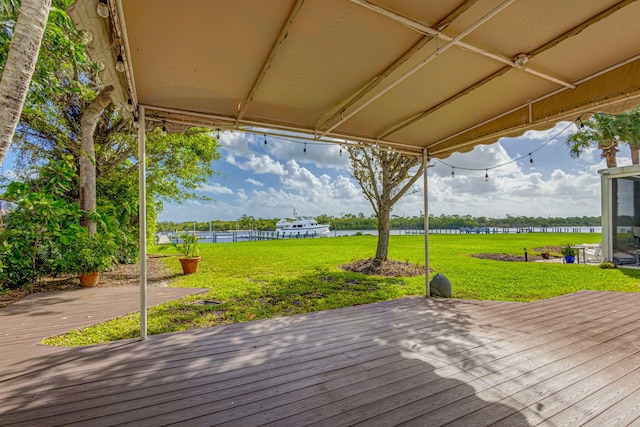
<box><xmin>598</xmin><ymin>261</ymin><xmax>617</xmax><ymax>269</ymax></box>
<box><xmin>0</xmin><ymin>157</ymin><xmax>86</xmax><ymax>289</ymax></box>
<box><xmin>59</xmin><ymin>232</ymin><xmax>117</xmax><ymax>274</ymax></box>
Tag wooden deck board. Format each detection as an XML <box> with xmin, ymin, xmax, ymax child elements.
<box><xmin>1</xmin><ymin>291</ymin><xmax>639</xmax><ymax>426</ymax></box>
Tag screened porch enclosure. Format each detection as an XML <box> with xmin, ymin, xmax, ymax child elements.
<box><xmin>601</xmin><ymin>164</ymin><xmax>640</xmax><ymax>265</ymax></box>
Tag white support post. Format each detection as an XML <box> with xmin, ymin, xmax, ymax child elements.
<box><xmin>138</xmin><ymin>106</ymin><xmax>147</xmax><ymax>340</ymax></box>
<box><xmin>423</xmin><ymin>149</ymin><xmax>430</xmax><ymax>297</ymax></box>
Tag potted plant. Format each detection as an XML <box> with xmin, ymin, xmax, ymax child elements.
<box><xmin>561</xmin><ymin>244</ymin><xmax>576</xmax><ymax>264</ymax></box>
<box><xmin>538</xmin><ymin>247</ymin><xmax>551</xmax><ymax>259</ymax></box>
<box><xmin>65</xmin><ymin>233</ymin><xmax>116</xmax><ymax>287</ymax></box>
<box><xmin>175</xmin><ymin>232</ymin><xmax>201</xmax><ymax>274</ymax></box>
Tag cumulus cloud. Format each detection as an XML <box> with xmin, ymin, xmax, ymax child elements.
<box><xmin>226</xmin><ymin>153</ymin><xmax>287</xmax><ymax>175</ymax></box>
<box><xmin>266</xmin><ymin>136</ymin><xmax>350</xmax><ymax>170</ymax></box>
<box><xmin>245</xmin><ymin>178</ymin><xmax>264</xmax><ymax>187</ymax></box>
<box><xmin>218</xmin><ymin>131</ymin><xmax>254</xmax><ymax>157</ymax></box>
<box><xmin>198</xmin><ymin>183</ymin><xmax>233</xmax><ymax>195</ymax></box>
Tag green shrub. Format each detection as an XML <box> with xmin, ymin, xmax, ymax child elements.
<box><xmin>59</xmin><ymin>232</ymin><xmax>117</xmax><ymax>274</ymax></box>
<box><xmin>598</xmin><ymin>261</ymin><xmax>617</xmax><ymax>269</ymax></box>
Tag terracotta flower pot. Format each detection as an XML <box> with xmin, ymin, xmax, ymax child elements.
<box><xmin>179</xmin><ymin>256</ymin><xmax>201</xmax><ymax>274</ymax></box>
<box><xmin>78</xmin><ymin>272</ymin><xmax>100</xmax><ymax>287</ymax></box>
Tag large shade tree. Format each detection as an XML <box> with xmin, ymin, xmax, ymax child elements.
<box><xmin>0</xmin><ymin>0</ymin><xmax>51</xmax><ymax>165</ymax></box>
<box><xmin>347</xmin><ymin>144</ymin><xmax>425</xmax><ymax>262</ymax></box>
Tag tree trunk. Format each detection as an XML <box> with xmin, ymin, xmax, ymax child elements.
<box><xmin>375</xmin><ymin>204</ymin><xmax>391</xmax><ymax>262</ymax></box>
<box><xmin>632</xmin><ymin>146</ymin><xmax>639</xmax><ymax>165</ymax></box>
<box><xmin>80</xmin><ymin>86</ymin><xmax>113</xmax><ymax>234</ymax></box>
<box><xmin>0</xmin><ymin>0</ymin><xmax>51</xmax><ymax>166</ymax></box>
<box><xmin>601</xmin><ymin>141</ymin><xmax>618</xmax><ymax>168</ymax></box>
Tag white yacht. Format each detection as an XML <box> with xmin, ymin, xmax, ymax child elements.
<box><xmin>275</xmin><ymin>210</ymin><xmax>330</xmax><ymax>237</ymax></box>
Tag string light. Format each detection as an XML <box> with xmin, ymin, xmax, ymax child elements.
<box><xmin>339</xmin><ymin>146</ymin><xmax>343</xmax><ymax>156</ymax></box>
<box><xmin>125</xmin><ymin>98</ymin><xmax>134</xmax><ymax>112</ymax></box>
<box><xmin>303</xmin><ymin>142</ymin><xmax>307</xmax><ymax>156</ymax></box>
<box><xmin>115</xmin><ymin>54</ymin><xmax>125</xmax><ymax>73</ymax></box>
<box><xmin>264</xmin><ymin>134</ymin><xmax>267</xmax><ymax>146</ymax></box>
<box><xmin>436</xmin><ymin>120</ymin><xmax>575</xmax><ymax>182</ymax></box>
<box><xmin>97</xmin><ymin>0</ymin><xmax>109</xmax><ymax>18</ymax></box>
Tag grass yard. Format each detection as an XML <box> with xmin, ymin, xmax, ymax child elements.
<box><xmin>43</xmin><ymin>232</ymin><xmax>640</xmax><ymax>346</ymax></box>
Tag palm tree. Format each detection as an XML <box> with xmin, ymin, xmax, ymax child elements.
<box><xmin>0</xmin><ymin>0</ymin><xmax>52</xmax><ymax>166</ymax></box>
<box><xmin>567</xmin><ymin>106</ymin><xmax>640</xmax><ymax>167</ymax></box>
<box><xmin>618</xmin><ymin>106</ymin><xmax>640</xmax><ymax>164</ymax></box>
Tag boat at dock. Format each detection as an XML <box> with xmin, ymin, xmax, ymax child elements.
<box><xmin>276</xmin><ymin>210</ymin><xmax>330</xmax><ymax>237</ymax></box>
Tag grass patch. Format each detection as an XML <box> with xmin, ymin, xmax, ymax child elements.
<box><xmin>43</xmin><ymin>233</ymin><xmax>640</xmax><ymax>346</ymax></box>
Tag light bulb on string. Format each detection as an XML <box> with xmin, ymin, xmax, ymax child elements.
<box><xmin>263</xmin><ymin>134</ymin><xmax>267</xmax><ymax>146</ymax></box>
<box><xmin>339</xmin><ymin>146</ymin><xmax>343</xmax><ymax>157</ymax></box>
<box><xmin>125</xmin><ymin>98</ymin><xmax>134</xmax><ymax>112</ymax></box>
<box><xmin>97</xmin><ymin>0</ymin><xmax>109</xmax><ymax>17</ymax></box>
<box><xmin>115</xmin><ymin>54</ymin><xmax>125</xmax><ymax>73</ymax></box>
<box><xmin>451</xmin><ymin>167</ymin><xmax>455</xmax><ymax>178</ymax></box>
<box><xmin>303</xmin><ymin>142</ymin><xmax>307</xmax><ymax>157</ymax></box>
<box><xmin>529</xmin><ymin>153</ymin><xmax>535</xmax><ymax>169</ymax></box>
<box><xmin>485</xmin><ymin>169</ymin><xmax>489</xmax><ymax>182</ymax></box>
<box><xmin>161</xmin><ymin>121</ymin><xmax>167</xmax><ymax>136</ymax></box>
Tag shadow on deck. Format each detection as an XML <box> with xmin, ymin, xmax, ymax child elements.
<box><xmin>1</xmin><ymin>291</ymin><xmax>639</xmax><ymax>426</ymax></box>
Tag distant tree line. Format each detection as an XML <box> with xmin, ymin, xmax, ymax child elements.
<box><xmin>157</xmin><ymin>213</ymin><xmax>601</xmax><ymax>233</ymax></box>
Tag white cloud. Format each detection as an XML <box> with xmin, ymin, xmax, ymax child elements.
<box><xmin>217</xmin><ymin>131</ymin><xmax>254</xmax><ymax>157</ymax></box>
<box><xmin>226</xmin><ymin>153</ymin><xmax>287</xmax><ymax>175</ymax></box>
<box><xmin>517</xmin><ymin>121</ymin><xmax>576</xmax><ymax>142</ymax></box>
<box><xmin>159</xmin><ymin>121</ymin><xmax>610</xmax><ymax>222</ymax></box>
<box><xmin>267</xmin><ymin>138</ymin><xmax>350</xmax><ymax>170</ymax></box>
<box><xmin>237</xmin><ymin>189</ymin><xmax>248</xmax><ymax>200</ymax></box>
<box><xmin>245</xmin><ymin>178</ymin><xmax>264</xmax><ymax>187</ymax></box>
<box><xmin>198</xmin><ymin>183</ymin><xmax>233</xmax><ymax>195</ymax></box>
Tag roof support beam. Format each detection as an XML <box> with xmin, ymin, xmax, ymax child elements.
<box><xmin>379</xmin><ymin>65</ymin><xmax>511</xmax><ymax>140</ymax></box>
<box><xmin>142</xmin><ymin>104</ymin><xmax>424</xmax><ymax>155</ymax></box>
<box><xmin>376</xmin><ymin>0</ymin><xmax>637</xmax><ymax>142</ymax></box>
<box><xmin>428</xmin><ymin>55</ymin><xmax>640</xmax><ymax>156</ymax></box>
<box><xmin>317</xmin><ymin>0</ymin><xmax>515</xmax><ymax>137</ymax></box>
<box><xmin>315</xmin><ymin>0</ymin><xmax>479</xmax><ymax>134</ymax></box>
<box><xmin>352</xmin><ymin>0</ymin><xmax>574</xmax><ymax>89</ymax></box>
<box><xmin>236</xmin><ymin>0</ymin><xmax>305</xmax><ymax>121</ymax></box>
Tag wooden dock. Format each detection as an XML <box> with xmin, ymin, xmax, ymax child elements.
<box><xmin>1</xmin><ymin>291</ymin><xmax>640</xmax><ymax>425</ymax></box>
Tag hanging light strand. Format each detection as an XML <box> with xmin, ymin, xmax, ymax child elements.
<box><xmin>435</xmin><ymin>120</ymin><xmax>575</xmax><ymax>177</ymax></box>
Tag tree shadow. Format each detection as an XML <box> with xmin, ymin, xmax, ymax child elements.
<box><xmin>0</xmin><ymin>296</ymin><xmax>534</xmax><ymax>425</ymax></box>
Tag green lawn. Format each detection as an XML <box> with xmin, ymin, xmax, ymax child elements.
<box><xmin>43</xmin><ymin>232</ymin><xmax>640</xmax><ymax>346</ymax></box>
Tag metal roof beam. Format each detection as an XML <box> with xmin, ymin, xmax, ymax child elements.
<box><xmin>317</xmin><ymin>0</ymin><xmax>515</xmax><ymax>137</ymax></box>
<box><xmin>352</xmin><ymin>0</ymin><xmax>575</xmax><ymax>89</ymax></box>
<box><xmin>315</xmin><ymin>0</ymin><xmax>478</xmax><ymax>135</ymax></box>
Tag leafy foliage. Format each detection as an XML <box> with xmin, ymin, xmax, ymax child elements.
<box><xmin>173</xmin><ymin>232</ymin><xmax>200</xmax><ymax>259</ymax></box>
<box><xmin>61</xmin><ymin>232</ymin><xmax>116</xmax><ymax>274</ymax></box>
<box><xmin>1</xmin><ymin>0</ymin><xmax>221</xmax><ymax>290</ymax></box>
<box><xmin>0</xmin><ymin>156</ymin><xmax>84</xmax><ymax>288</ymax></box>
<box><xmin>347</xmin><ymin>145</ymin><xmax>425</xmax><ymax>261</ymax></box>
<box><xmin>566</xmin><ymin>107</ymin><xmax>640</xmax><ymax>167</ymax></box>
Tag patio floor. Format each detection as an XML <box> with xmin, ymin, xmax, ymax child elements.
<box><xmin>1</xmin><ymin>290</ymin><xmax>640</xmax><ymax>426</ymax></box>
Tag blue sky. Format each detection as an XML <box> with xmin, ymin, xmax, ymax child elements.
<box><xmin>158</xmin><ymin>121</ymin><xmax>621</xmax><ymax>222</ymax></box>
<box><xmin>0</xmin><ymin>121</ymin><xmax>620</xmax><ymax>222</ymax></box>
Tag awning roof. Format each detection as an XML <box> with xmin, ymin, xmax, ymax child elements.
<box><xmin>69</xmin><ymin>0</ymin><xmax>640</xmax><ymax>157</ymax></box>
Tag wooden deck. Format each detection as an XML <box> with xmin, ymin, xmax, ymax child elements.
<box><xmin>1</xmin><ymin>291</ymin><xmax>640</xmax><ymax>426</ymax></box>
